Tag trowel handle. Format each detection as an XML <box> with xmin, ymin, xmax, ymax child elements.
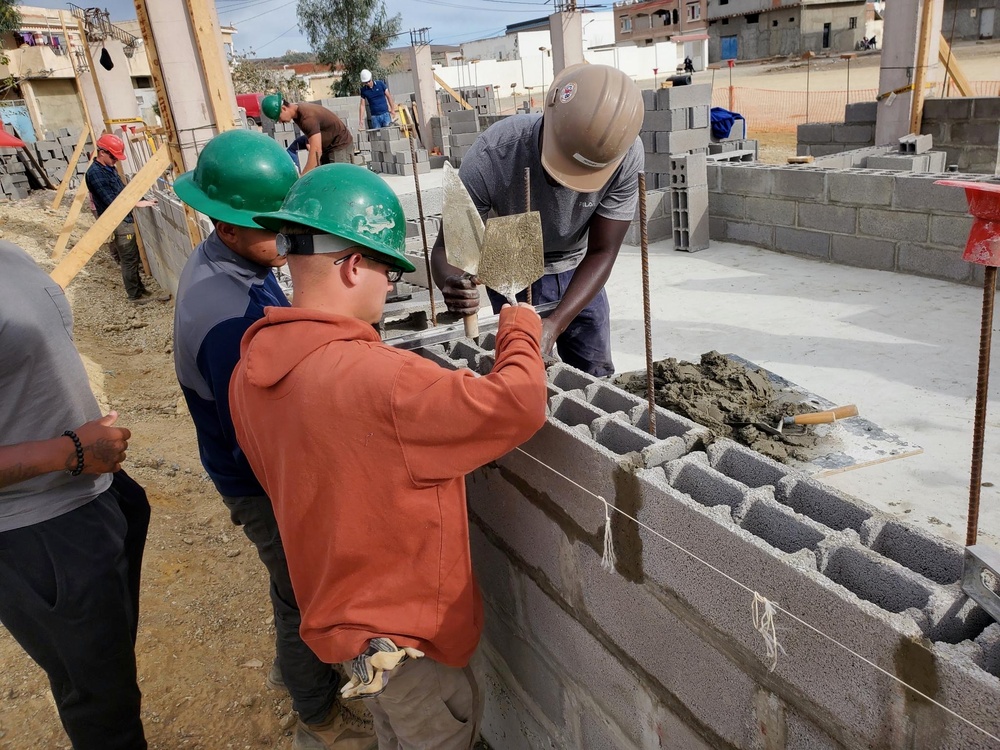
<box><xmin>787</xmin><ymin>404</ymin><xmax>859</xmax><ymax>426</ymax></box>
<box><xmin>463</xmin><ymin>313</ymin><xmax>479</xmax><ymax>340</ymax></box>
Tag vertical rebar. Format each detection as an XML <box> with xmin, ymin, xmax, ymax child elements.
<box><xmin>524</xmin><ymin>166</ymin><xmax>532</xmax><ymax>306</ymax></box>
<box><xmin>968</xmin><ymin>265</ymin><xmax>997</xmax><ymax>546</ymax></box>
<box><xmin>409</xmin><ymin>133</ymin><xmax>437</xmax><ymax>326</ymax></box>
<box><xmin>638</xmin><ymin>172</ymin><xmax>656</xmax><ymax>437</ymax></box>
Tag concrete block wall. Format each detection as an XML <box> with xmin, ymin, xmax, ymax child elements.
<box><xmin>133</xmin><ymin>181</ymin><xmax>212</xmax><ymax>295</ymax></box>
<box><xmin>0</xmin><ymin>126</ymin><xmax>91</xmax><ymax>200</ymax></box>
<box><xmin>708</xmin><ymin>163</ymin><xmax>1000</xmax><ymax>286</ymax></box>
<box><xmin>438</xmin><ymin>85</ymin><xmax>497</xmax><ymax>117</ymax></box>
<box><xmin>921</xmin><ymin>97</ymin><xmax>1000</xmax><ymax>175</ymax></box>
<box><xmin>640</xmin><ymin>83</ymin><xmax>712</xmax><ymax>190</ymax></box>
<box><xmin>364</xmin><ymin>125</ymin><xmax>429</xmax><ymax>176</ymax></box>
<box><xmin>405</xmin><ymin>338</ymin><xmax>1000</xmax><ymax>749</ymax></box>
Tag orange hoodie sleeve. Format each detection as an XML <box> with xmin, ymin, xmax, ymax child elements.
<box><xmin>391</xmin><ymin>305</ymin><xmax>548</xmax><ymax>487</ymax></box>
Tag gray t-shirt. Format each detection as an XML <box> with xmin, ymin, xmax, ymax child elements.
<box><xmin>458</xmin><ymin>114</ymin><xmax>644</xmax><ymax>274</ymax></box>
<box><xmin>0</xmin><ymin>242</ymin><xmax>110</xmax><ymax>532</ymax></box>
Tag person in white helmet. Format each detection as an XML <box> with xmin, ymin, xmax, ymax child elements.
<box><xmin>358</xmin><ymin>68</ymin><xmax>395</xmax><ymax>130</ymax></box>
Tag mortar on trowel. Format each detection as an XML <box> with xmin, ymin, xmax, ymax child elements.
<box><xmin>726</xmin><ymin>404</ymin><xmax>859</xmax><ymax>437</ymax></box>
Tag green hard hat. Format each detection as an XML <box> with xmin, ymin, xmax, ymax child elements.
<box><xmin>174</xmin><ymin>129</ymin><xmax>298</xmax><ymax>228</ymax></box>
<box><xmin>261</xmin><ymin>93</ymin><xmax>282</xmax><ymax>121</ymax></box>
<box><xmin>254</xmin><ymin>163</ymin><xmax>415</xmax><ymax>273</ymax></box>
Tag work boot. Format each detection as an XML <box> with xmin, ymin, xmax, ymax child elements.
<box><xmin>266</xmin><ymin>657</ymin><xmax>288</xmax><ymax>695</ymax></box>
<box><xmin>138</xmin><ymin>288</ymin><xmax>172</xmax><ymax>302</ymax></box>
<box><xmin>292</xmin><ymin>704</ymin><xmax>376</xmax><ymax>750</ymax></box>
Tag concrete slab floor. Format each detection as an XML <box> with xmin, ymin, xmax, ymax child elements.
<box><xmin>607</xmin><ymin>241</ymin><xmax>1000</xmax><ymax>550</ymax></box>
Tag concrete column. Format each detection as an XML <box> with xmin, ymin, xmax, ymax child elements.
<box><xmin>144</xmin><ymin>0</ymin><xmax>236</xmax><ymax>170</ymax></box>
<box><xmin>549</xmin><ymin>11</ymin><xmax>584</xmax><ymax>77</ymax></box>
<box><xmin>875</xmin><ymin>0</ymin><xmax>943</xmax><ymax>145</ymax></box>
<box><xmin>19</xmin><ymin>81</ymin><xmax>46</xmax><ymax>138</ymax></box>
<box><xmin>86</xmin><ymin>39</ymin><xmax>142</xmax><ymax>127</ymax></box>
<box><xmin>408</xmin><ymin>44</ymin><xmax>438</xmax><ymax>151</ymax></box>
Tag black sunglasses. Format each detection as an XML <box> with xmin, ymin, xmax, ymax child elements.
<box><xmin>333</xmin><ymin>252</ymin><xmax>405</xmax><ymax>283</ymax></box>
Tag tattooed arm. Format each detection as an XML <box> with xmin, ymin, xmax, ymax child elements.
<box><xmin>0</xmin><ymin>412</ymin><xmax>131</xmax><ymax>489</ymax></box>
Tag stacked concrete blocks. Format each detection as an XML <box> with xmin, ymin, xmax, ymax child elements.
<box><xmin>0</xmin><ymin>146</ymin><xmax>31</xmax><ymax>200</ymax></box>
<box><xmin>920</xmin><ymin>97</ymin><xmax>1000</xmax><ymax>174</ymax></box>
<box><xmin>709</xmin><ymin>163</ymin><xmax>1000</xmax><ymax>285</ymax></box>
<box><xmin>0</xmin><ymin>126</ymin><xmax>92</xmax><ymax>199</ymax></box>
<box><xmin>437</xmin><ymin>85</ymin><xmax>497</xmax><ymax>116</ymax></box>
<box><xmin>366</xmin><ymin>125</ymin><xmax>429</xmax><ymax>176</ymax></box>
<box><xmin>623</xmin><ymin>187</ymin><xmax>671</xmax><ymax>248</ymax></box>
<box><xmin>668</xmin><ymin>152</ymin><xmax>709</xmax><ymax>252</ymax></box>
<box><xmin>402</xmin><ymin>329</ymin><xmax>1000</xmax><ymax>748</ymax></box>
<box><xmin>443</xmin><ymin>109</ymin><xmax>479</xmax><ymax>167</ymax></box>
<box><xmin>639</xmin><ymin>83</ymin><xmax>712</xmax><ymax>189</ymax></box>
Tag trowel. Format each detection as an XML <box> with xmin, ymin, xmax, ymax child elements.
<box><xmin>728</xmin><ymin>404</ymin><xmax>859</xmax><ymax>437</ymax></box>
<box><xmin>477</xmin><ymin>212</ymin><xmax>545</xmax><ymax>307</ymax></box>
<box><xmin>441</xmin><ymin>162</ymin><xmax>484</xmax><ymax>338</ymax></box>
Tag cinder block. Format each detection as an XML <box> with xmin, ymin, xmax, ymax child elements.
<box><xmin>688</xmin><ymin>105</ymin><xmax>710</xmax><ymax>130</ymax></box>
<box><xmin>862</xmin><ymin>518</ymin><xmax>964</xmax><ymax>586</ymax></box>
<box><xmin>819</xmin><ymin>543</ymin><xmax>932</xmax><ymax>614</ymax></box>
<box><xmin>655</xmin><ymin>83</ymin><xmax>712</xmax><ymax>111</ymax></box>
<box><xmin>771</xmin><ymin>168</ymin><xmax>828</xmax><ymax>200</ymax></box>
<box><xmin>548</xmin><ymin>363</ymin><xmax>601</xmax><ymax>394</ymax></box>
<box><xmin>740</xmin><ymin>497</ymin><xmax>828</xmax><ymax>554</ymax></box>
<box><xmin>929</xmin><ymin>214</ymin><xmax>974</xmax><ymax>248</ymax></box>
<box><xmin>866</xmin><ymin>154</ymin><xmax>931</xmax><ymax>172</ymax></box>
<box><xmin>797</xmin><ymin>123</ymin><xmax>833</xmax><ymax>144</ymax></box>
<box><xmin>844</xmin><ymin>101</ymin><xmax>878</xmax><ymax>124</ymax></box>
<box><xmin>832</xmin><ymin>123</ymin><xmax>874</xmax><ymax>145</ymax></box>
<box><xmin>709</xmin><ymin>192</ymin><xmax>745</xmax><ymax>219</ymax></box>
<box><xmin>550</xmin><ymin>393</ymin><xmax>605</xmax><ymax>428</ymax></box>
<box><xmin>448</xmin><ymin>119</ymin><xmax>479</xmax><ymax>135</ymax></box>
<box><xmin>797</xmin><ymin>202</ymin><xmax>857</xmax><ymax>233</ymax></box>
<box><xmin>951</xmin><ymin>121</ymin><xmax>1000</xmax><ymax>147</ymax></box>
<box><xmin>577</xmin><ymin>543</ymin><xmax>760</xmax><ymax>747</ymax></box>
<box><xmin>830</xmin><ymin>234</ymin><xmax>896</xmax><ymax>270</ymax></box>
<box><xmin>893</xmin><ymin>174</ymin><xmax>972</xmax><ymax>213</ymax></box>
<box><xmin>640</xmin><ymin>130</ymin><xmax>655</xmax><ymax>153</ymax></box>
<box><xmin>469</xmin><ymin>524</ymin><xmax>517</xmax><ymax>618</ymax></box>
<box><xmin>628</xmin><ymin>403</ymin><xmax>711</xmax><ymax>451</ymax></box>
<box><xmin>723</xmin><ymin>220</ymin><xmax>774</xmax><ymax>247</ymax></box>
<box><xmin>828</xmin><ymin>170</ymin><xmax>893</xmax><ymax>206</ymax></box>
<box><xmin>641</xmin><ymin>88</ymin><xmax>657</xmax><ymax>110</ymax></box>
<box><xmin>898</xmin><ymin>133</ymin><xmax>934</xmax><ymax>154</ymax></box>
<box><xmin>447</xmin><ymin>109</ymin><xmax>477</xmax><ymax>124</ymax></box>
<box><xmin>923</xmin><ymin>97</ymin><xmax>972</xmax><ymax>120</ymax></box>
<box><xmin>858</xmin><ymin>207</ymin><xmax>928</xmax><ymax>242</ymax></box>
<box><xmin>666</xmin><ymin>152</ymin><xmax>707</xmax><ymax>188</ymax></box>
<box><xmin>707</xmin><ymin>439</ymin><xmax>791</xmax><ymax>489</ymax></box>
<box><xmin>972</xmin><ymin>98</ymin><xmax>1000</xmax><ymax>119</ymax></box>
<box><xmin>642</xmin><ymin>108</ymin><xmax>687</xmax><ymax>132</ymax></box>
<box><xmin>718</xmin><ymin>165</ymin><xmax>774</xmax><ymax>197</ymax></box>
<box><xmin>774</xmin><ymin>227</ymin><xmax>830</xmax><ymax>259</ymax></box>
<box><xmin>896</xmin><ymin>242</ymin><xmax>972</xmax><ymax>283</ymax></box>
<box><xmin>663</xmin><ymin>453</ymin><xmax>755</xmax><ymax>520</ymax></box>
<box><xmin>745</xmin><ymin>196</ymin><xmax>796</xmax><ymax>226</ymax></box>
<box><xmin>775</xmin><ymin>476</ymin><xmax>873</xmax><ymax>532</ymax></box>
<box><xmin>653</xmin><ymin>127</ymin><xmax>710</xmax><ymax>155</ymax></box>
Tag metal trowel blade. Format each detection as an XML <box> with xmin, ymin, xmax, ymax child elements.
<box><xmin>477</xmin><ymin>212</ymin><xmax>544</xmax><ymax>304</ymax></box>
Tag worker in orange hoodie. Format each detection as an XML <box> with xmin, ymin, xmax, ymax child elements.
<box><xmin>229</xmin><ymin>164</ymin><xmax>548</xmax><ymax>750</ymax></box>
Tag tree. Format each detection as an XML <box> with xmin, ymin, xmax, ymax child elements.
<box><xmin>230</xmin><ymin>50</ymin><xmax>307</xmax><ymax>100</ymax></box>
<box><xmin>298</xmin><ymin>0</ymin><xmax>402</xmax><ymax>97</ymax></box>
<box><xmin>0</xmin><ymin>0</ymin><xmax>21</xmax><ymax>66</ymax></box>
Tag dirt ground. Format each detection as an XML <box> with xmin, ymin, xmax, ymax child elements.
<box><xmin>0</xmin><ymin>195</ymin><xmax>304</xmax><ymax>748</ymax></box>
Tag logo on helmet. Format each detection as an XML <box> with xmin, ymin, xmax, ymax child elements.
<box><xmin>559</xmin><ymin>83</ymin><xmax>577</xmax><ymax>104</ymax></box>
<box><xmin>355</xmin><ymin>205</ymin><xmax>396</xmax><ymax>239</ymax></box>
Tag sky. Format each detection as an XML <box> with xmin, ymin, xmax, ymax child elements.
<box><xmin>75</xmin><ymin>0</ymin><xmax>578</xmax><ymax>57</ymax></box>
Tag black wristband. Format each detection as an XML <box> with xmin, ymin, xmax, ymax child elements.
<box><xmin>63</xmin><ymin>430</ymin><xmax>85</xmax><ymax>476</ymax></box>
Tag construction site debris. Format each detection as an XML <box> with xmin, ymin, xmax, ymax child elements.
<box><xmin>616</xmin><ymin>351</ymin><xmax>820</xmax><ymax>462</ymax></box>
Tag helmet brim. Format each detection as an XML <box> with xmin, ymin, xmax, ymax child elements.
<box><xmin>540</xmin><ymin>140</ymin><xmax>624</xmax><ymax>194</ymax></box>
<box><xmin>253</xmin><ymin>209</ymin><xmax>417</xmax><ymax>273</ymax></box>
<box><xmin>174</xmin><ymin>173</ymin><xmax>265</xmax><ymax>229</ymax></box>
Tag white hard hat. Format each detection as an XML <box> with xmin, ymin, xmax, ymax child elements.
<box><xmin>360</xmin><ymin>69</ymin><xmax>372</xmax><ymax>83</ymax></box>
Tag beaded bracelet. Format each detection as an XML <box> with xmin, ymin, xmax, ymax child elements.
<box><xmin>63</xmin><ymin>430</ymin><xmax>85</xmax><ymax>476</ymax></box>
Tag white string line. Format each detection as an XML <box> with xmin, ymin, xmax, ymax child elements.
<box><xmin>511</xmin><ymin>447</ymin><xmax>1000</xmax><ymax>744</ymax></box>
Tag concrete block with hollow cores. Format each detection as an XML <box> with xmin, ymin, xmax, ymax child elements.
<box><xmin>771</xmin><ymin>168</ymin><xmax>828</xmax><ymax>200</ymax></box>
<box><xmin>830</xmin><ymin>234</ymin><xmax>896</xmax><ymax>270</ymax></box>
<box><xmin>827</xmin><ymin>170</ymin><xmax>894</xmax><ymax>206</ymax></box>
<box><xmin>655</xmin><ymin>84</ymin><xmax>712</xmax><ymax>111</ymax></box>
<box><xmin>774</xmin><ymin>226</ymin><xmax>831</xmax><ymax>259</ymax></box>
<box><xmin>718</xmin><ymin>164</ymin><xmax>775</xmax><ymax>197</ymax></box>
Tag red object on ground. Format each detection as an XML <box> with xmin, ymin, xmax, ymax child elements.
<box><xmin>936</xmin><ymin>180</ymin><xmax>1000</xmax><ymax>266</ymax></box>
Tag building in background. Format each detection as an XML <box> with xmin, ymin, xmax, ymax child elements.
<box><xmin>704</xmin><ymin>0</ymin><xmax>866</xmax><ymax>62</ymax></box>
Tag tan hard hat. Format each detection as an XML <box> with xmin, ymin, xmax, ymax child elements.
<box><xmin>540</xmin><ymin>63</ymin><xmax>644</xmax><ymax>193</ymax></box>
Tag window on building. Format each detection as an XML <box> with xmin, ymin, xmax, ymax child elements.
<box><xmin>673</xmin><ymin>9</ymin><xmax>679</xmax><ymax>24</ymax></box>
<box><xmin>688</xmin><ymin>3</ymin><xmax>701</xmax><ymax>20</ymax></box>
<box><xmin>720</xmin><ymin>0</ymin><xmax>728</xmax><ymax>4</ymax></box>
<box><xmin>722</xmin><ymin>17</ymin><xmax>729</xmax><ymax>24</ymax></box>
<box><xmin>620</xmin><ymin>16</ymin><xmax>632</xmax><ymax>32</ymax></box>
<box><xmin>849</xmin><ymin>16</ymin><xmax>857</xmax><ymax>29</ymax></box>
<box><xmin>746</xmin><ymin>13</ymin><xmax>759</xmax><ymax>23</ymax></box>
<box><xmin>772</xmin><ymin>19</ymin><xmax>778</xmax><ymax>27</ymax></box>
<box><xmin>789</xmin><ymin>16</ymin><xmax>795</xmax><ymax>22</ymax></box>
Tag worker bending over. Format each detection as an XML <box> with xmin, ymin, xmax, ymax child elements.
<box><xmin>432</xmin><ymin>63</ymin><xmax>644</xmax><ymax>377</ymax></box>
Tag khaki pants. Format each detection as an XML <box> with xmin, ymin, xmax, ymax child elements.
<box><xmin>356</xmin><ymin>657</ymin><xmax>483</xmax><ymax>750</ymax></box>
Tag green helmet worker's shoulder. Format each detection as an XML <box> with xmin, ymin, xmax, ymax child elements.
<box><xmin>254</xmin><ymin>163</ymin><xmax>415</xmax><ymax>273</ymax></box>
<box><xmin>261</xmin><ymin>93</ymin><xmax>283</xmax><ymax>121</ymax></box>
<box><xmin>174</xmin><ymin>129</ymin><xmax>299</xmax><ymax>229</ymax></box>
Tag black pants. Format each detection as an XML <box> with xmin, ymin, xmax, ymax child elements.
<box><xmin>0</xmin><ymin>471</ymin><xmax>150</xmax><ymax>750</ymax></box>
<box><xmin>222</xmin><ymin>493</ymin><xmax>340</xmax><ymax>725</ymax></box>
<box><xmin>114</xmin><ymin>220</ymin><xmax>143</xmax><ymax>300</ymax></box>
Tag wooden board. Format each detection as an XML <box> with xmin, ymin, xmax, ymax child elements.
<box><xmin>724</xmin><ymin>354</ymin><xmax>923</xmax><ymax>477</ymax></box>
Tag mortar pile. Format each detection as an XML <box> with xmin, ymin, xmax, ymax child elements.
<box><xmin>617</xmin><ymin>351</ymin><xmax>821</xmax><ymax>462</ymax></box>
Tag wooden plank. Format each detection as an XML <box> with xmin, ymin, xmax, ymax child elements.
<box><xmin>433</xmin><ymin>73</ymin><xmax>473</xmax><ymax>110</ymax></box>
<box><xmin>938</xmin><ymin>34</ymin><xmax>972</xmax><ymax>97</ymax></box>
<box><xmin>786</xmin><ymin>155</ymin><xmax>814</xmax><ymax>164</ymax></box>
<box><xmin>51</xmin><ymin>181</ymin><xmax>90</xmax><ymax>260</ymax></box>
<box><xmin>909</xmin><ymin>0</ymin><xmax>936</xmax><ymax>135</ymax></box>
<box><xmin>50</xmin><ymin>146</ymin><xmax>170</xmax><ymax>289</ymax></box>
<box><xmin>50</xmin><ymin>127</ymin><xmax>91</xmax><ymax>210</ymax></box>
<box><xmin>133</xmin><ymin>0</ymin><xmax>203</xmax><ymax>247</ymax></box>
<box><xmin>183</xmin><ymin>0</ymin><xmax>236</xmax><ymax>132</ymax></box>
